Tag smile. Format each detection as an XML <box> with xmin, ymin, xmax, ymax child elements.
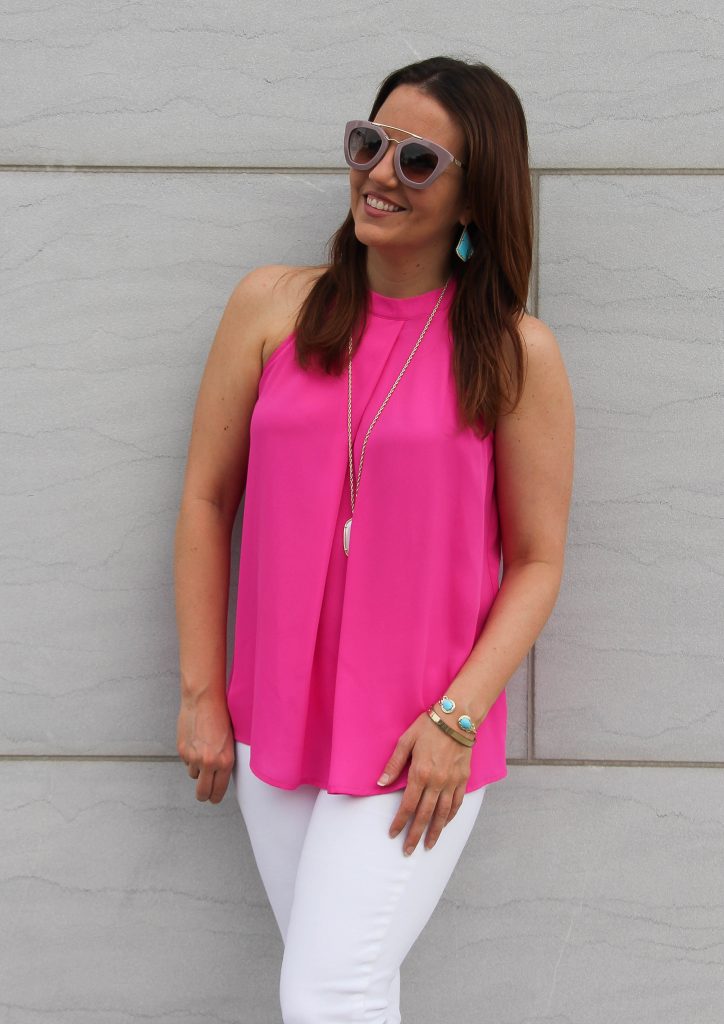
<box><xmin>365</xmin><ymin>194</ymin><xmax>405</xmax><ymax>213</ymax></box>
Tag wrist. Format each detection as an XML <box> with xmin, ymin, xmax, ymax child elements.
<box><xmin>180</xmin><ymin>675</ymin><xmax>227</xmax><ymax>707</ymax></box>
<box><xmin>440</xmin><ymin>684</ymin><xmax>492</xmax><ymax>730</ymax></box>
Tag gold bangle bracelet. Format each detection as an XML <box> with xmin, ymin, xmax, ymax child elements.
<box><xmin>426</xmin><ymin>707</ymin><xmax>476</xmax><ymax>747</ymax></box>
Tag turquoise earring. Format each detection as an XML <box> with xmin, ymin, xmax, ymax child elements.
<box><xmin>455</xmin><ymin>224</ymin><xmax>474</xmax><ymax>262</ymax></box>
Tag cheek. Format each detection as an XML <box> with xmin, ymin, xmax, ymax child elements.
<box><xmin>420</xmin><ymin>189</ymin><xmax>458</xmax><ymax>224</ymax></box>
<box><xmin>406</xmin><ymin>197</ymin><xmax>438</xmax><ymax>220</ymax></box>
<box><xmin>349</xmin><ymin>171</ymin><xmax>366</xmax><ymax>195</ymax></box>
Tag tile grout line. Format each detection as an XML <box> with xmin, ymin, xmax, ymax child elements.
<box><xmin>0</xmin><ymin>755</ymin><xmax>722</xmax><ymax>767</ymax></box>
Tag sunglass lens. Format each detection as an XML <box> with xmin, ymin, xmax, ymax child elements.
<box><xmin>347</xmin><ymin>125</ymin><xmax>383</xmax><ymax>165</ymax></box>
<box><xmin>399</xmin><ymin>142</ymin><xmax>438</xmax><ymax>183</ymax></box>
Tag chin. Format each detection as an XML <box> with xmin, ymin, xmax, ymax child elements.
<box><xmin>353</xmin><ymin>228</ymin><xmax>404</xmax><ymax>249</ymax></box>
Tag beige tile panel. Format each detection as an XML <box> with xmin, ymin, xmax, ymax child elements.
<box><xmin>1</xmin><ymin>762</ymin><xmax>721</xmax><ymax>1022</ymax></box>
<box><xmin>1</xmin><ymin>3</ymin><xmax>721</xmax><ymax>168</ymax></box>
<box><xmin>535</xmin><ymin>174</ymin><xmax>723</xmax><ymax>762</ymax></box>
<box><xmin>0</xmin><ymin>169</ymin><xmax>530</xmax><ymax>758</ymax></box>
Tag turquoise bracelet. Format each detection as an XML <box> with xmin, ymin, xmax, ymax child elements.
<box><xmin>437</xmin><ymin>694</ymin><xmax>478</xmax><ymax>736</ymax></box>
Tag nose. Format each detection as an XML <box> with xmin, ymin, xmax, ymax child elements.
<box><xmin>368</xmin><ymin>140</ymin><xmax>399</xmax><ymax>187</ymax></box>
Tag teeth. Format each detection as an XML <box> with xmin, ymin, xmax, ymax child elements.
<box><xmin>366</xmin><ymin>195</ymin><xmax>403</xmax><ymax>212</ymax></box>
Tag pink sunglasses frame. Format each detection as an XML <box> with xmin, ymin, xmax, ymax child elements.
<box><xmin>343</xmin><ymin>119</ymin><xmax>466</xmax><ymax>189</ymax></box>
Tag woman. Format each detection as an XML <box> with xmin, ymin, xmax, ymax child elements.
<box><xmin>174</xmin><ymin>55</ymin><xmax>574</xmax><ymax>1023</ymax></box>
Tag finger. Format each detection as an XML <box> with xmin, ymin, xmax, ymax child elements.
<box><xmin>208</xmin><ymin>764</ymin><xmax>233</xmax><ymax>805</ymax></box>
<box><xmin>400</xmin><ymin>788</ymin><xmax>442</xmax><ymax>856</ymax></box>
<box><xmin>388</xmin><ymin>778</ymin><xmax>424</xmax><ymax>839</ymax></box>
<box><xmin>207</xmin><ymin>755</ymin><xmax>234</xmax><ymax>804</ymax></box>
<box><xmin>378</xmin><ymin>734</ymin><xmax>414</xmax><ymax>786</ymax></box>
<box><xmin>195</xmin><ymin>751</ymin><xmax>234</xmax><ymax>803</ymax></box>
<box><xmin>424</xmin><ymin>790</ymin><xmax>455</xmax><ymax>850</ymax></box>
<box><xmin>446</xmin><ymin>783</ymin><xmax>467</xmax><ymax>825</ymax></box>
<box><xmin>194</xmin><ymin>762</ymin><xmax>218</xmax><ymax>802</ymax></box>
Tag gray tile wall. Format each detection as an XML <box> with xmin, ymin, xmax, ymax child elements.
<box><xmin>1</xmin><ymin>3</ymin><xmax>722</xmax><ymax>1022</ymax></box>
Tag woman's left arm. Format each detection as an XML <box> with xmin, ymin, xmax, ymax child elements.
<box><xmin>444</xmin><ymin>314</ymin><xmax>576</xmax><ymax>725</ymax></box>
<box><xmin>380</xmin><ymin>316</ymin><xmax>575</xmax><ymax>854</ymax></box>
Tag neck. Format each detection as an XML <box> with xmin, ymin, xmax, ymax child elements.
<box><xmin>364</xmin><ymin>248</ymin><xmax>455</xmax><ymax>298</ymax></box>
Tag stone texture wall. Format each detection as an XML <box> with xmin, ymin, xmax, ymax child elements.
<box><xmin>1</xmin><ymin>4</ymin><xmax>722</xmax><ymax>1021</ymax></box>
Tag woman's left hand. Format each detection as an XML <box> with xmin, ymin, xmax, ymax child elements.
<box><xmin>377</xmin><ymin>709</ymin><xmax>473</xmax><ymax>855</ymax></box>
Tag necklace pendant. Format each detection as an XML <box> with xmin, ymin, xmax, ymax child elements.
<box><xmin>343</xmin><ymin>517</ymin><xmax>352</xmax><ymax>556</ymax></box>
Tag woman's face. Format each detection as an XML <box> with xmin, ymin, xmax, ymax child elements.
<box><xmin>348</xmin><ymin>84</ymin><xmax>470</xmax><ymax>260</ymax></box>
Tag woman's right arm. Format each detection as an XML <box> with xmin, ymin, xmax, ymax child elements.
<box><xmin>173</xmin><ymin>266</ymin><xmax>279</xmax><ymax>804</ymax></box>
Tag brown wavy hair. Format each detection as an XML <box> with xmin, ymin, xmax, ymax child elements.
<box><xmin>284</xmin><ymin>55</ymin><xmax>533</xmax><ymax>438</ymax></box>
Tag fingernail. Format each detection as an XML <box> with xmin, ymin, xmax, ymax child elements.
<box><xmin>377</xmin><ymin>774</ymin><xmax>390</xmax><ymax>786</ymax></box>
<box><xmin>403</xmin><ymin>848</ymin><xmax>412</xmax><ymax>857</ymax></box>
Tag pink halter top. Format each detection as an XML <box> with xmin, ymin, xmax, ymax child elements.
<box><xmin>226</xmin><ymin>272</ymin><xmax>507</xmax><ymax>795</ymax></box>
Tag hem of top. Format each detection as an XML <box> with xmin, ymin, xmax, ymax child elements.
<box><xmin>233</xmin><ymin>739</ymin><xmax>508</xmax><ymax>795</ymax></box>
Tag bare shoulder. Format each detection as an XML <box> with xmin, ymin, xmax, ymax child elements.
<box><xmin>177</xmin><ymin>263</ymin><xmax>327</xmax><ymax>521</ymax></box>
<box><xmin>500</xmin><ymin>312</ymin><xmax>573</xmax><ymax>418</ymax></box>
<box><xmin>518</xmin><ymin>312</ymin><xmax>563</xmax><ymax>358</ymax></box>
<box><xmin>244</xmin><ymin>263</ymin><xmax>327</xmax><ymax>369</ymax></box>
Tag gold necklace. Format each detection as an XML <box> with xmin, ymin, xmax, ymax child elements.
<box><xmin>343</xmin><ymin>276</ymin><xmax>451</xmax><ymax>556</ymax></box>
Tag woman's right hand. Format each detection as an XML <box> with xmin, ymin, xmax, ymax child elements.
<box><xmin>176</xmin><ymin>693</ymin><xmax>235</xmax><ymax>804</ymax></box>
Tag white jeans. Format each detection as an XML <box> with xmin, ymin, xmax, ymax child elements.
<box><xmin>232</xmin><ymin>740</ymin><xmax>487</xmax><ymax>1024</ymax></box>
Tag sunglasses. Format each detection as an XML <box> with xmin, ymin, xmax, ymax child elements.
<box><xmin>343</xmin><ymin>119</ymin><xmax>466</xmax><ymax>189</ymax></box>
